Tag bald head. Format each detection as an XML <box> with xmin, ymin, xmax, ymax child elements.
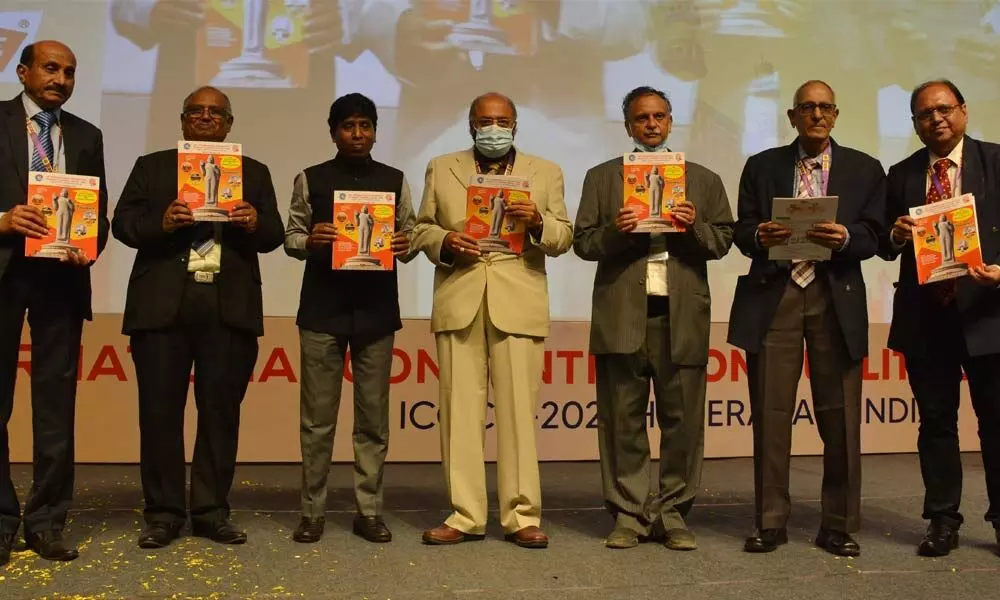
<box><xmin>468</xmin><ymin>92</ymin><xmax>518</xmax><ymax>121</ymax></box>
<box><xmin>792</xmin><ymin>80</ymin><xmax>835</xmax><ymax>108</ymax></box>
<box><xmin>17</xmin><ymin>41</ymin><xmax>77</xmax><ymax>110</ymax></box>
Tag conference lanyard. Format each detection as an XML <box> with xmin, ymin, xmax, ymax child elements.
<box><xmin>797</xmin><ymin>148</ymin><xmax>831</xmax><ymax>197</ymax></box>
<box><xmin>475</xmin><ymin>150</ymin><xmax>515</xmax><ymax>176</ymax></box>
<box><xmin>929</xmin><ymin>161</ymin><xmax>961</xmax><ymax>199</ymax></box>
<box><xmin>25</xmin><ymin>115</ymin><xmax>62</xmax><ymax>173</ymax></box>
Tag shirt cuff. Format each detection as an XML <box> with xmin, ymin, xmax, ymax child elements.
<box><xmin>837</xmin><ymin>228</ymin><xmax>851</xmax><ymax>252</ymax></box>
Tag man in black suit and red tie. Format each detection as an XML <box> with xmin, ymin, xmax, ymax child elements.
<box><xmin>729</xmin><ymin>80</ymin><xmax>886</xmax><ymax>557</ymax></box>
<box><xmin>113</xmin><ymin>86</ymin><xmax>284</xmax><ymax>550</ymax></box>
<box><xmin>0</xmin><ymin>41</ymin><xmax>110</xmax><ymax>565</ymax></box>
<box><xmin>880</xmin><ymin>79</ymin><xmax>1000</xmax><ymax>557</ymax></box>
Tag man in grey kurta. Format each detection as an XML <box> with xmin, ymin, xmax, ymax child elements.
<box><xmin>574</xmin><ymin>86</ymin><xmax>734</xmax><ymax>551</ymax></box>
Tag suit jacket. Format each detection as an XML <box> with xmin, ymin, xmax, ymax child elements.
<box><xmin>112</xmin><ymin>149</ymin><xmax>284</xmax><ymax>336</ymax></box>
<box><xmin>728</xmin><ymin>139</ymin><xmax>886</xmax><ymax>361</ymax></box>
<box><xmin>573</xmin><ymin>156</ymin><xmax>734</xmax><ymax>366</ymax></box>
<box><xmin>412</xmin><ymin>148</ymin><xmax>573</xmax><ymax>337</ymax></box>
<box><xmin>0</xmin><ymin>95</ymin><xmax>110</xmax><ymax>320</ymax></box>
<box><xmin>878</xmin><ymin>136</ymin><xmax>1000</xmax><ymax>358</ymax></box>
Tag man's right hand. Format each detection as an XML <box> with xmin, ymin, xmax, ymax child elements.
<box><xmin>0</xmin><ymin>205</ymin><xmax>49</xmax><ymax>238</ymax></box>
<box><xmin>162</xmin><ymin>199</ymin><xmax>195</xmax><ymax>233</ymax></box>
<box><xmin>615</xmin><ymin>207</ymin><xmax>639</xmax><ymax>233</ymax></box>
<box><xmin>757</xmin><ymin>221</ymin><xmax>792</xmax><ymax>248</ymax></box>
<box><xmin>443</xmin><ymin>232</ymin><xmax>481</xmax><ymax>257</ymax></box>
<box><xmin>890</xmin><ymin>215</ymin><xmax>918</xmax><ymax>244</ymax></box>
<box><xmin>150</xmin><ymin>0</ymin><xmax>205</xmax><ymax>31</ymax></box>
<box><xmin>305</xmin><ymin>223</ymin><xmax>338</xmax><ymax>252</ymax></box>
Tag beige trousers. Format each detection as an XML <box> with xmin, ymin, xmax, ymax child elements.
<box><xmin>435</xmin><ymin>296</ymin><xmax>544</xmax><ymax>535</ymax></box>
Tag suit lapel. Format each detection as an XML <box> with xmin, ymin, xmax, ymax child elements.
<box><xmin>62</xmin><ymin>114</ymin><xmax>80</xmax><ymax>174</ymax></box>
<box><xmin>448</xmin><ymin>149</ymin><xmax>477</xmax><ymax>189</ymax></box>
<box><xmin>827</xmin><ymin>140</ymin><xmax>849</xmax><ymax>221</ymax></box>
<box><xmin>767</xmin><ymin>142</ymin><xmax>797</xmax><ymax>217</ymax></box>
<box><xmin>907</xmin><ymin>148</ymin><xmax>930</xmax><ymax>209</ymax></box>
<box><xmin>960</xmin><ymin>136</ymin><xmax>986</xmax><ymax>205</ymax></box>
<box><xmin>4</xmin><ymin>97</ymin><xmax>29</xmax><ymax>193</ymax></box>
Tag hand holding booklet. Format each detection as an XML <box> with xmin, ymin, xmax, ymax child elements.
<box><xmin>768</xmin><ymin>196</ymin><xmax>839</xmax><ymax>261</ymax></box>
<box><xmin>909</xmin><ymin>193</ymin><xmax>984</xmax><ymax>284</ymax></box>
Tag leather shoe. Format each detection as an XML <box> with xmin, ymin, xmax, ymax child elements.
<box><xmin>422</xmin><ymin>523</ymin><xmax>484</xmax><ymax>545</ymax></box>
<box><xmin>815</xmin><ymin>528</ymin><xmax>860</xmax><ymax>557</ymax></box>
<box><xmin>192</xmin><ymin>520</ymin><xmax>247</xmax><ymax>545</ymax></box>
<box><xmin>605</xmin><ymin>526</ymin><xmax>640</xmax><ymax>549</ymax></box>
<box><xmin>918</xmin><ymin>521</ymin><xmax>959</xmax><ymax>557</ymax></box>
<box><xmin>743</xmin><ymin>528</ymin><xmax>788</xmax><ymax>553</ymax></box>
<box><xmin>292</xmin><ymin>517</ymin><xmax>325</xmax><ymax>543</ymax></box>
<box><xmin>138</xmin><ymin>522</ymin><xmax>181</xmax><ymax>549</ymax></box>
<box><xmin>0</xmin><ymin>531</ymin><xmax>14</xmax><ymax>566</ymax></box>
<box><xmin>664</xmin><ymin>528</ymin><xmax>697</xmax><ymax>551</ymax></box>
<box><xmin>504</xmin><ymin>525</ymin><xmax>548</xmax><ymax>549</ymax></box>
<box><xmin>25</xmin><ymin>530</ymin><xmax>79</xmax><ymax>561</ymax></box>
<box><xmin>353</xmin><ymin>515</ymin><xmax>391</xmax><ymax>543</ymax></box>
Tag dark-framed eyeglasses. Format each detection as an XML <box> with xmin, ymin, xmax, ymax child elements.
<box><xmin>473</xmin><ymin>117</ymin><xmax>515</xmax><ymax>129</ymax></box>
<box><xmin>913</xmin><ymin>104</ymin><xmax>961</xmax><ymax>123</ymax></box>
<box><xmin>183</xmin><ymin>105</ymin><xmax>231</xmax><ymax>121</ymax></box>
<box><xmin>794</xmin><ymin>102</ymin><xmax>837</xmax><ymax>116</ymax></box>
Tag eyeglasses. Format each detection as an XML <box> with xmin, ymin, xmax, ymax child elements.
<box><xmin>913</xmin><ymin>104</ymin><xmax>961</xmax><ymax>123</ymax></box>
<box><xmin>183</xmin><ymin>105</ymin><xmax>231</xmax><ymax>120</ymax></box>
<box><xmin>473</xmin><ymin>117</ymin><xmax>514</xmax><ymax>129</ymax></box>
<box><xmin>794</xmin><ymin>102</ymin><xmax>837</xmax><ymax>116</ymax></box>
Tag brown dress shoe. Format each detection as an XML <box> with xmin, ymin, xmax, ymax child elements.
<box><xmin>504</xmin><ymin>526</ymin><xmax>548</xmax><ymax>549</ymax></box>
<box><xmin>422</xmin><ymin>523</ymin><xmax>485</xmax><ymax>545</ymax></box>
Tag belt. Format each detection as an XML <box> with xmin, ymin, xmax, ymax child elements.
<box><xmin>646</xmin><ymin>295</ymin><xmax>669</xmax><ymax>317</ymax></box>
<box><xmin>188</xmin><ymin>271</ymin><xmax>218</xmax><ymax>284</ymax></box>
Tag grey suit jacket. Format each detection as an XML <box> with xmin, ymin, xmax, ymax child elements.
<box><xmin>574</xmin><ymin>156</ymin><xmax>734</xmax><ymax>365</ymax></box>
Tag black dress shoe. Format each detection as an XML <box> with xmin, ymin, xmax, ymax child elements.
<box><xmin>292</xmin><ymin>517</ymin><xmax>325</xmax><ymax>543</ymax></box>
<box><xmin>918</xmin><ymin>521</ymin><xmax>959</xmax><ymax>557</ymax></box>
<box><xmin>0</xmin><ymin>531</ymin><xmax>14</xmax><ymax>566</ymax></box>
<box><xmin>744</xmin><ymin>528</ymin><xmax>788</xmax><ymax>553</ymax></box>
<box><xmin>816</xmin><ymin>528</ymin><xmax>861</xmax><ymax>557</ymax></box>
<box><xmin>25</xmin><ymin>530</ymin><xmax>79</xmax><ymax>561</ymax></box>
<box><xmin>192</xmin><ymin>520</ymin><xmax>247</xmax><ymax>545</ymax></box>
<box><xmin>353</xmin><ymin>515</ymin><xmax>392</xmax><ymax>543</ymax></box>
<box><xmin>138</xmin><ymin>523</ymin><xmax>182</xmax><ymax>549</ymax></box>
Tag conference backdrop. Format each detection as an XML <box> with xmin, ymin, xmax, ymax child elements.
<box><xmin>4</xmin><ymin>0</ymin><xmax>997</xmax><ymax>461</ymax></box>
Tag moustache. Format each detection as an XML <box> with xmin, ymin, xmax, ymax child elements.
<box><xmin>44</xmin><ymin>86</ymin><xmax>67</xmax><ymax>94</ymax></box>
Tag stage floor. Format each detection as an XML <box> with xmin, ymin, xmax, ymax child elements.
<box><xmin>3</xmin><ymin>455</ymin><xmax>998</xmax><ymax>599</ymax></box>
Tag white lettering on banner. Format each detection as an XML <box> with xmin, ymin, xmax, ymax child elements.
<box><xmin>9</xmin><ymin>317</ymin><xmax>979</xmax><ymax>463</ymax></box>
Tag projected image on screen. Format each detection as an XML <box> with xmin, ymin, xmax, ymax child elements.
<box><xmin>92</xmin><ymin>0</ymin><xmax>1000</xmax><ymax>322</ymax></box>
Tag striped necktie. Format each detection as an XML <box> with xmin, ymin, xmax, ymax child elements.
<box><xmin>30</xmin><ymin>110</ymin><xmax>57</xmax><ymax>172</ymax></box>
<box><xmin>926</xmin><ymin>158</ymin><xmax>956</xmax><ymax>304</ymax></box>
<box><xmin>790</xmin><ymin>157</ymin><xmax>818</xmax><ymax>288</ymax></box>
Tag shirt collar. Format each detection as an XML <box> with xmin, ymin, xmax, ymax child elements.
<box><xmin>22</xmin><ymin>93</ymin><xmax>61</xmax><ymax>122</ymax></box>
<box><xmin>929</xmin><ymin>137</ymin><xmax>964</xmax><ymax>167</ymax></box>
<box><xmin>796</xmin><ymin>139</ymin><xmax>832</xmax><ymax>162</ymax></box>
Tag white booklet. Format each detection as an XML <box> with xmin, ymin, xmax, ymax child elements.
<box><xmin>768</xmin><ymin>196</ymin><xmax>840</xmax><ymax>261</ymax></box>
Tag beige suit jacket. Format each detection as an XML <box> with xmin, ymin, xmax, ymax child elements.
<box><xmin>413</xmin><ymin>148</ymin><xmax>573</xmax><ymax>337</ymax></box>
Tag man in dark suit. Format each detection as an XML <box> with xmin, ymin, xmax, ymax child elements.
<box><xmin>284</xmin><ymin>93</ymin><xmax>417</xmax><ymax>545</ymax></box>
<box><xmin>112</xmin><ymin>86</ymin><xmax>283</xmax><ymax>549</ymax></box>
<box><xmin>880</xmin><ymin>79</ymin><xmax>1000</xmax><ymax>557</ymax></box>
<box><xmin>574</xmin><ymin>86</ymin><xmax>734</xmax><ymax>551</ymax></box>
<box><xmin>0</xmin><ymin>41</ymin><xmax>109</xmax><ymax>565</ymax></box>
<box><xmin>728</xmin><ymin>80</ymin><xmax>885</xmax><ymax>557</ymax></box>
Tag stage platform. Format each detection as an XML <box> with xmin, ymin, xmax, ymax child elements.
<box><xmin>3</xmin><ymin>454</ymin><xmax>998</xmax><ymax>599</ymax></box>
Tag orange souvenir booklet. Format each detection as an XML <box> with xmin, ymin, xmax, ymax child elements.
<box><xmin>332</xmin><ymin>190</ymin><xmax>396</xmax><ymax>271</ymax></box>
<box><xmin>177</xmin><ymin>140</ymin><xmax>243</xmax><ymax>222</ymax></box>
<box><xmin>419</xmin><ymin>0</ymin><xmax>538</xmax><ymax>57</ymax></box>
<box><xmin>464</xmin><ymin>174</ymin><xmax>529</xmax><ymax>255</ymax></box>
<box><xmin>623</xmin><ymin>151</ymin><xmax>687</xmax><ymax>233</ymax></box>
<box><xmin>196</xmin><ymin>0</ymin><xmax>309</xmax><ymax>89</ymax></box>
<box><xmin>24</xmin><ymin>171</ymin><xmax>100</xmax><ymax>261</ymax></box>
<box><xmin>909</xmin><ymin>193</ymin><xmax>984</xmax><ymax>284</ymax></box>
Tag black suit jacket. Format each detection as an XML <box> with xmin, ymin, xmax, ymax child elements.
<box><xmin>728</xmin><ymin>139</ymin><xmax>886</xmax><ymax>361</ymax></box>
<box><xmin>878</xmin><ymin>136</ymin><xmax>1000</xmax><ymax>358</ymax></box>
<box><xmin>112</xmin><ymin>149</ymin><xmax>284</xmax><ymax>336</ymax></box>
<box><xmin>0</xmin><ymin>95</ymin><xmax>110</xmax><ymax>319</ymax></box>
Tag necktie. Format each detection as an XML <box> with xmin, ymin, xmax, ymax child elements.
<box><xmin>926</xmin><ymin>158</ymin><xmax>956</xmax><ymax>304</ymax></box>
<box><xmin>790</xmin><ymin>157</ymin><xmax>818</xmax><ymax>288</ymax></box>
<box><xmin>30</xmin><ymin>111</ymin><xmax>56</xmax><ymax>172</ymax></box>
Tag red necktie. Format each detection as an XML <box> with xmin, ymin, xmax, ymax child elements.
<box><xmin>926</xmin><ymin>158</ymin><xmax>956</xmax><ymax>304</ymax></box>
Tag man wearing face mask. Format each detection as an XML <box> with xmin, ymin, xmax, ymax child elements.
<box><xmin>574</xmin><ymin>86</ymin><xmax>734</xmax><ymax>551</ymax></box>
<box><xmin>412</xmin><ymin>92</ymin><xmax>573</xmax><ymax>548</ymax></box>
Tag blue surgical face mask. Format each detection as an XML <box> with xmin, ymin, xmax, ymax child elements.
<box><xmin>475</xmin><ymin>125</ymin><xmax>515</xmax><ymax>158</ymax></box>
<box><xmin>632</xmin><ymin>137</ymin><xmax>670</xmax><ymax>152</ymax></box>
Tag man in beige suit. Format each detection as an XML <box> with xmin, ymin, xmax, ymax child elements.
<box><xmin>413</xmin><ymin>92</ymin><xmax>573</xmax><ymax>548</ymax></box>
<box><xmin>575</xmin><ymin>86</ymin><xmax>734</xmax><ymax>551</ymax></box>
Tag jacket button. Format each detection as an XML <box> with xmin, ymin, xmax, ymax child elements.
<box><xmin>846</xmin><ymin>284</ymin><xmax>852</xmax><ymax>292</ymax></box>
<box><xmin>638</xmin><ymin>279</ymin><xmax>645</xmax><ymax>285</ymax></box>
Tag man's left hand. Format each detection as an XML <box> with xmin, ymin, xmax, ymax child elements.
<box><xmin>969</xmin><ymin>263</ymin><xmax>1000</xmax><ymax>286</ymax></box>
<box><xmin>672</xmin><ymin>202</ymin><xmax>696</xmax><ymax>226</ymax></box>
<box><xmin>507</xmin><ymin>199</ymin><xmax>543</xmax><ymax>230</ymax></box>
<box><xmin>59</xmin><ymin>247</ymin><xmax>91</xmax><ymax>267</ymax></box>
<box><xmin>806</xmin><ymin>222</ymin><xmax>848</xmax><ymax>249</ymax></box>
<box><xmin>391</xmin><ymin>231</ymin><xmax>410</xmax><ymax>257</ymax></box>
<box><xmin>230</xmin><ymin>203</ymin><xmax>258</xmax><ymax>233</ymax></box>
